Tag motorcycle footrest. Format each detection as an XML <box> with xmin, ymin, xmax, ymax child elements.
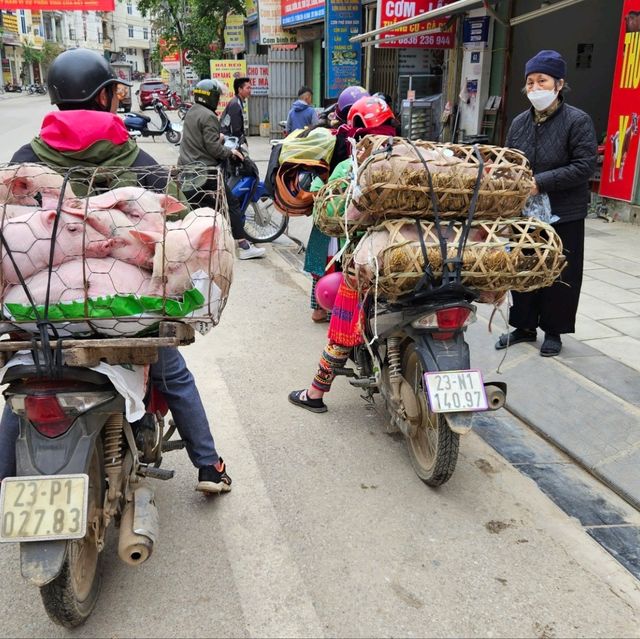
<box><xmin>138</xmin><ymin>465</ymin><xmax>175</xmax><ymax>481</ymax></box>
<box><xmin>349</xmin><ymin>377</ymin><xmax>377</xmax><ymax>389</ymax></box>
<box><xmin>162</xmin><ymin>439</ymin><xmax>186</xmax><ymax>452</ymax></box>
<box><xmin>333</xmin><ymin>366</ymin><xmax>356</xmax><ymax>377</ymax></box>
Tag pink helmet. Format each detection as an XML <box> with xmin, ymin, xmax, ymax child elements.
<box><xmin>347</xmin><ymin>96</ymin><xmax>394</xmax><ymax>129</ymax></box>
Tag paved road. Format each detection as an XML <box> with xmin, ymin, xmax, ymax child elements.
<box><xmin>0</xmin><ymin>94</ymin><xmax>639</xmax><ymax>637</ymax></box>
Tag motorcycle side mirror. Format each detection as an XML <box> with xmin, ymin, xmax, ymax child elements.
<box><xmin>135</xmin><ymin>89</ymin><xmax>140</xmax><ymax>95</ymax></box>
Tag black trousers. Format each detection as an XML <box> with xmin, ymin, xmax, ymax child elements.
<box><xmin>509</xmin><ymin>218</ymin><xmax>585</xmax><ymax>335</ymax></box>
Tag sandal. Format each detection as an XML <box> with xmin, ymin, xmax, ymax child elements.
<box><xmin>495</xmin><ymin>329</ymin><xmax>537</xmax><ymax>350</ymax></box>
<box><xmin>288</xmin><ymin>389</ymin><xmax>328</xmax><ymax>413</ymax></box>
<box><xmin>540</xmin><ymin>333</ymin><xmax>562</xmax><ymax>357</ymax></box>
<box><xmin>312</xmin><ymin>310</ymin><xmax>329</xmax><ymax>323</ymax></box>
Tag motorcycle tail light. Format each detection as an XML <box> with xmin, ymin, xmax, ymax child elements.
<box><xmin>411</xmin><ymin>306</ymin><xmax>476</xmax><ymax>337</ymax></box>
<box><xmin>24</xmin><ymin>396</ymin><xmax>73</xmax><ymax>438</ymax></box>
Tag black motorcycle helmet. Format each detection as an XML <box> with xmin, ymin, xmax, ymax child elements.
<box><xmin>193</xmin><ymin>79</ymin><xmax>226</xmax><ymax>112</ymax></box>
<box><xmin>47</xmin><ymin>48</ymin><xmax>131</xmax><ymax>109</ymax></box>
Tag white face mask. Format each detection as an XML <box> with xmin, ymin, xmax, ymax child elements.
<box><xmin>527</xmin><ymin>89</ymin><xmax>558</xmax><ymax>111</ymax></box>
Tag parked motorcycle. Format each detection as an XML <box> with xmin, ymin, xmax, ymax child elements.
<box><xmin>4</xmin><ymin>83</ymin><xmax>22</xmax><ymax>93</ymax></box>
<box><xmin>224</xmin><ymin>136</ymin><xmax>287</xmax><ymax>243</ymax></box>
<box><xmin>177</xmin><ymin>101</ymin><xmax>193</xmax><ymax>120</ymax></box>
<box><xmin>0</xmin><ymin>323</ymin><xmax>192</xmax><ymax>627</ymax></box>
<box><xmin>336</xmin><ymin>144</ymin><xmax>506</xmax><ymax>486</ymax></box>
<box><xmin>124</xmin><ymin>99</ymin><xmax>182</xmax><ymax>144</ymax></box>
<box><xmin>26</xmin><ymin>83</ymin><xmax>47</xmax><ymax>95</ymax></box>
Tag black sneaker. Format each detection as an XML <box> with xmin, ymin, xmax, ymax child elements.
<box><xmin>196</xmin><ymin>459</ymin><xmax>232</xmax><ymax>494</ymax></box>
<box><xmin>288</xmin><ymin>389</ymin><xmax>328</xmax><ymax>413</ymax></box>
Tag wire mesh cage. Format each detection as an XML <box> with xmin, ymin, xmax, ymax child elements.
<box><xmin>0</xmin><ymin>162</ymin><xmax>233</xmax><ymax>338</ymax></box>
<box><xmin>352</xmin><ymin>136</ymin><xmax>535</xmax><ymax>221</ymax></box>
<box><xmin>348</xmin><ymin>217</ymin><xmax>566</xmax><ymax>301</ymax></box>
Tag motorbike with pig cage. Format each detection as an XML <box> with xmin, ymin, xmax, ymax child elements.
<box><xmin>0</xmin><ymin>163</ymin><xmax>234</xmax><ymax>627</ymax></box>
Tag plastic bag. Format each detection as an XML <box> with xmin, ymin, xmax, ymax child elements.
<box><xmin>522</xmin><ymin>193</ymin><xmax>559</xmax><ymax>224</ymax></box>
<box><xmin>280</xmin><ymin>127</ymin><xmax>336</xmax><ymax>164</ymax></box>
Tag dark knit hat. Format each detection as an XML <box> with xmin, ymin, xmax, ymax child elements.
<box><xmin>525</xmin><ymin>50</ymin><xmax>566</xmax><ymax>79</ymax></box>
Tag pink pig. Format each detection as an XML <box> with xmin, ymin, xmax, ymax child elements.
<box><xmin>3</xmin><ymin>258</ymin><xmax>151</xmax><ymax>306</ymax></box>
<box><xmin>0</xmin><ymin>210</ymin><xmax>112</xmax><ymax>285</ymax></box>
<box><xmin>0</xmin><ymin>163</ymin><xmax>77</xmax><ymax>207</ymax></box>
<box><xmin>132</xmin><ymin>208</ymin><xmax>234</xmax><ymax>297</ymax></box>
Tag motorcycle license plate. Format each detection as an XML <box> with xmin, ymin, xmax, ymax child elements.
<box><xmin>0</xmin><ymin>474</ymin><xmax>88</xmax><ymax>543</ymax></box>
<box><xmin>423</xmin><ymin>370</ymin><xmax>488</xmax><ymax>413</ymax></box>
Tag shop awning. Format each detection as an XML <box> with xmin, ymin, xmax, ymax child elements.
<box><xmin>350</xmin><ymin>0</ymin><xmax>487</xmax><ymax>45</ymax></box>
<box><xmin>351</xmin><ymin>0</ymin><xmax>592</xmax><ymax>45</ymax></box>
<box><xmin>510</xmin><ymin>0</ymin><xmax>589</xmax><ymax>26</ymax></box>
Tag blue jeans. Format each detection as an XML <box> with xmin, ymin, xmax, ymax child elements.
<box><xmin>0</xmin><ymin>347</ymin><xmax>218</xmax><ymax>480</ymax></box>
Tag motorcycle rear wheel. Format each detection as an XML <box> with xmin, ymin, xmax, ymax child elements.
<box><xmin>40</xmin><ymin>445</ymin><xmax>105</xmax><ymax>628</ymax></box>
<box><xmin>243</xmin><ymin>197</ymin><xmax>287</xmax><ymax>243</ymax></box>
<box><xmin>402</xmin><ymin>343</ymin><xmax>459</xmax><ymax>487</ymax></box>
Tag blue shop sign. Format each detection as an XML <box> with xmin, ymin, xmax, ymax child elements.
<box><xmin>325</xmin><ymin>0</ymin><xmax>362</xmax><ymax>99</ymax></box>
<box><xmin>463</xmin><ymin>16</ymin><xmax>490</xmax><ymax>49</ymax></box>
<box><xmin>282</xmin><ymin>6</ymin><xmax>325</xmax><ymax>26</ymax></box>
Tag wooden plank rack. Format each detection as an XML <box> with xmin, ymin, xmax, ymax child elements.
<box><xmin>0</xmin><ymin>322</ymin><xmax>196</xmax><ymax>368</ymax></box>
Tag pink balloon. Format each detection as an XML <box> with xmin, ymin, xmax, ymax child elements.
<box><xmin>315</xmin><ymin>271</ymin><xmax>344</xmax><ymax>311</ymax></box>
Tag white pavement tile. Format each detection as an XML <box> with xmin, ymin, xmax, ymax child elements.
<box><xmin>584</xmin><ymin>336</ymin><xmax>640</xmax><ymax>373</ymax></box>
<box><xmin>582</xmin><ymin>259</ymin><xmax>602</xmax><ymax>271</ymax></box>
<box><xmin>602</xmin><ymin>317</ymin><xmax>640</xmax><ymax>339</ymax></box>
<box><xmin>587</xmin><ymin>269</ymin><xmax>640</xmax><ymax>289</ymax></box>
<box><xmin>581</xmin><ymin>279</ymin><xmax>640</xmax><ymax>304</ymax></box>
<box><xmin>573</xmin><ymin>314</ymin><xmax>623</xmax><ymax>340</ymax></box>
<box><xmin>577</xmin><ymin>293</ymin><xmax>635</xmax><ymax>320</ymax></box>
<box><xmin>590</xmin><ymin>255</ymin><xmax>640</xmax><ymax>276</ymax></box>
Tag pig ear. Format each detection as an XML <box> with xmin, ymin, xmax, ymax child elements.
<box><xmin>86</xmin><ymin>192</ymin><xmax>117</xmax><ymax>209</ymax></box>
<box><xmin>161</xmin><ymin>195</ymin><xmax>187</xmax><ymax>215</ymax></box>
<box><xmin>196</xmin><ymin>226</ymin><xmax>216</xmax><ymax>251</ymax></box>
<box><xmin>43</xmin><ymin>210</ymin><xmax>60</xmax><ymax>226</ymax></box>
<box><xmin>130</xmin><ymin>230</ymin><xmax>163</xmax><ymax>246</ymax></box>
<box><xmin>6</xmin><ymin>176</ymin><xmax>30</xmax><ymax>196</ymax></box>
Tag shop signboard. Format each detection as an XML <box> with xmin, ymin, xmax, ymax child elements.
<box><xmin>462</xmin><ymin>16</ymin><xmax>489</xmax><ymax>50</ymax></box>
<box><xmin>601</xmin><ymin>0</ymin><xmax>640</xmax><ymax>201</ymax></box>
<box><xmin>246</xmin><ymin>0</ymin><xmax>258</xmax><ymax>21</ymax></box>
<box><xmin>224</xmin><ymin>14</ymin><xmax>246</xmax><ymax>50</ymax></box>
<box><xmin>376</xmin><ymin>0</ymin><xmax>455</xmax><ymax>48</ymax></box>
<box><xmin>325</xmin><ymin>0</ymin><xmax>362</xmax><ymax>99</ymax></box>
<box><xmin>210</xmin><ymin>59</ymin><xmax>248</xmax><ymax>115</ymax></box>
<box><xmin>258</xmin><ymin>0</ymin><xmax>297</xmax><ymax>44</ymax></box>
<box><xmin>248</xmin><ymin>64</ymin><xmax>269</xmax><ymax>96</ymax></box>
<box><xmin>0</xmin><ymin>0</ymin><xmax>114</xmax><ymax>8</ymax></box>
<box><xmin>281</xmin><ymin>0</ymin><xmax>325</xmax><ymax>27</ymax></box>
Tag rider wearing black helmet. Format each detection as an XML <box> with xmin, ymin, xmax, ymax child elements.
<box><xmin>179</xmin><ymin>78</ymin><xmax>265</xmax><ymax>259</ymax></box>
<box><xmin>5</xmin><ymin>49</ymin><xmax>234</xmax><ymax>494</ymax></box>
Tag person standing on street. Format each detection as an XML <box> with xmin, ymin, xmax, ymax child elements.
<box><xmin>495</xmin><ymin>50</ymin><xmax>597</xmax><ymax>357</ymax></box>
<box><xmin>286</xmin><ymin>86</ymin><xmax>319</xmax><ymax>134</ymax></box>
<box><xmin>180</xmin><ymin>78</ymin><xmax>265</xmax><ymax>260</ymax></box>
<box><xmin>221</xmin><ymin>76</ymin><xmax>251</xmax><ymax>145</ymax></box>
<box><xmin>5</xmin><ymin>48</ymin><xmax>232</xmax><ymax>493</ymax></box>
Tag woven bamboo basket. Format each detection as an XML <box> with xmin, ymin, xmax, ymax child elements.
<box><xmin>350</xmin><ymin>217</ymin><xmax>566</xmax><ymax>299</ymax></box>
<box><xmin>352</xmin><ymin>136</ymin><xmax>534</xmax><ymax>221</ymax></box>
<box><xmin>312</xmin><ymin>177</ymin><xmax>350</xmax><ymax>237</ymax></box>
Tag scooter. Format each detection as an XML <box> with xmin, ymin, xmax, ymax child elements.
<box><xmin>124</xmin><ymin>99</ymin><xmax>182</xmax><ymax>144</ymax></box>
<box><xmin>224</xmin><ymin>136</ymin><xmax>287</xmax><ymax>243</ymax></box>
<box><xmin>337</xmin><ymin>144</ymin><xmax>507</xmax><ymax>487</ymax></box>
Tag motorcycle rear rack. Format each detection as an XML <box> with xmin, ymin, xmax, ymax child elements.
<box><xmin>0</xmin><ymin>321</ymin><xmax>195</xmax><ymax>368</ymax></box>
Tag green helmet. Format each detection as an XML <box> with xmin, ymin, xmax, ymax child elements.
<box><xmin>193</xmin><ymin>79</ymin><xmax>226</xmax><ymax>112</ymax></box>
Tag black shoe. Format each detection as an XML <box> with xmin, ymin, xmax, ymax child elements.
<box><xmin>196</xmin><ymin>459</ymin><xmax>232</xmax><ymax>494</ymax></box>
<box><xmin>495</xmin><ymin>329</ymin><xmax>537</xmax><ymax>350</ymax></box>
<box><xmin>288</xmin><ymin>389</ymin><xmax>328</xmax><ymax>413</ymax></box>
<box><xmin>540</xmin><ymin>333</ymin><xmax>562</xmax><ymax>357</ymax></box>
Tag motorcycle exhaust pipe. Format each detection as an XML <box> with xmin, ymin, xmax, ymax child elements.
<box><xmin>118</xmin><ymin>485</ymin><xmax>159</xmax><ymax>566</ymax></box>
<box><xmin>484</xmin><ymin>382</ymin><xmax>507</xmax><ymax>411</ymax></box>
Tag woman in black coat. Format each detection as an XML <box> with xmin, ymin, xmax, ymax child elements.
<box><xmin>496</xmin><ymin>50</ymin><xmax>597</xmax><ymax>357</ymax></box>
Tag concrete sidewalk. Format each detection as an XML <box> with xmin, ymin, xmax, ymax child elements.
<box><xmin>246</xmin><ymin>135</ymin><xmax>640</xmax><ymax>510</ymax></box>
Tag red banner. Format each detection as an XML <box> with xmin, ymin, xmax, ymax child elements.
<box><xmin>600</xmin><ymin>0</ymin><xmax>640</xmax><ymax>201</ymax></box>
<box><xmin>0</xmin><ymin>0</ymin><xmax>114</xmax><ymax>9</ymax></box>
<box><xmin>376</xmin><ymin>0</ymin><xmax>456</xmax><ymax>48</ymax></box>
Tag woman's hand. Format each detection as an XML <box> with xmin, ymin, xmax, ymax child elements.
<box><xmin>530</xmin><ymin>181</ymin><xmax>539</xmax><ymax>196</ymax></box>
